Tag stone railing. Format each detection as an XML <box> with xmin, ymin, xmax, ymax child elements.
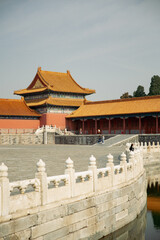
<box><xmin>126</xmin><ymin>141</ymin><xmax>160</xmax><ymax>154</ymax></box>
<box><xmin>0</xmin><ymin>149</ymin><xmax>144</xmax><ymax>218</ymax></box>
<box><xmin>0</xmin><ymin>128</ymin><xmax>35</xmax><ymax>134</ymax></box>
<box><xmin>148</xmin><ymin>174</ymin><xmax>160</xmax><ymax>187</ymax></box>
<box><xmin>35</xmin><ymin>125</ymin><xmax>74</xmax><ymax>136</ymax></box>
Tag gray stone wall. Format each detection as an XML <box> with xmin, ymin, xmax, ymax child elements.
<box><xmin>0</xmin><ymin>171</ymin><xmax>146</xmax><ymax>240</ymax></box>
<box><xmin>55</xmin><ymin>134</ymin><xmax>114</xmax><ymax>145</ymax></box>
<box><xmin>47</xmin><ymin>132</ymin><xmax>55</xmax><ymax>144</ymax></box>
<box><xmin>0</xmin><ymin>134</ymin><xmax>43</xmax><ymax>145</ymax></box>
<box><xmin>0</xmin><ymin>133</ymin><xmax>55</xmax><ymax>145</ymax></box>
<box><xmin>139</xmin><ymin>134</ymin><xmax>160</xmax><ymax>144</ymax></box>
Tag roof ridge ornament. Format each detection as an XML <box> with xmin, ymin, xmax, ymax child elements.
<box><xmin>37</xmin><ymin>66</ymin><xmax>41</xmax><ymax>72</ymax></box>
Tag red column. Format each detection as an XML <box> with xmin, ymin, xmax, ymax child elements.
<box><xmin>139</xmin><ymin>116</ymin><xmax>141</xmax><ymax>134</ymax></box>
<box><xmin>100</xmin><ymin>119</ymin><xmax>102</xmax><ymax>133</ymax></box>
<box><xmin>95</xmin><ymin>119</ymin><xmax>97</xmax><ymax>134</ymax></box>
<box><xmin>109</xmin><ymin>118</ymin><xmax>111</xmax><ymax>134</ymax></box>
<box><xmin>123</xmin><ymin>117</ymin><xmax>126</xmax><ymax>134</ymax></box>
<box><xmin>82</xmin><ymin>120</ymin><xmax>85</xmax><ymax>134</ymax></box>
<box><xmin>87</xmin><ymin>120</ymin><xmax>90</xmax><ymax>134</ymax></box>
<box><xmin>128</xmin><ymin>118</ymin><xmax>131</xmax><ymax>134</ymax></box>
<box><xmin>156</xmin><ymin>116</ymin><xmax>158</xmax><ymax>134</ymax></box>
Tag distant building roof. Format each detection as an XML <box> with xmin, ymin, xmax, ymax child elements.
<box><xmin>67</xmin><ymin>95</ymin><xmax>160</xmax><ymax>118</ymax></box>
<box><xmin>14</xmin><ymin>67</ymin><xmax>95</xmax><ymax>95</ymax></box>
<box><xmin>0</xmin><ymin>98</ymin><xmax>41</xmax><ymax>117</ymax></box>
<box><xmin>26</xmin><ymin>96</ymin><xmax>87</xmax><ymax>107</ymax></box>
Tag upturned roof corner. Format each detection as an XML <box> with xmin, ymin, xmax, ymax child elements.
<box><xmin>14</xmin><ymin>68</ymin><xmax>95</xmax><ymax>96</ymax></box>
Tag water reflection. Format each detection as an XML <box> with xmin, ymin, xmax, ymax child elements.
<box><xmin>145</xmin><ymin>211</ymin><xmax>160</xmax><ymax>240</ymax></box>
<box><xmin>152</xmin><ymin>212</ymin><xmax>160</xmax><ymax>229</ymax></box>
<box><xmin>101</xmin><ymin>206</ymin><xmax>147</xmax><ymax>240</ymax></box>
<box><xmin>100</xmin><ymin>203</ymin><xmax>160</xmax><ymax>240</ymax></box>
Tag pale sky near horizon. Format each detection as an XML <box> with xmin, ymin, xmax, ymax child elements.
<box><xmin>0</xmin><ymin>0</ymin><xmax>160</xmax><ymax>101</ymax></box>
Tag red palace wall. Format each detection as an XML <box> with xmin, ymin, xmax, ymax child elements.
<box><xmin>40</xmin><ymin>113</ymin><xmax>68</xmax><ymax>129</ymax></box>
<box><xmin>0</xmin><ymin>119</ymin><xmax>40</xmax><ymax>129</ymax></box>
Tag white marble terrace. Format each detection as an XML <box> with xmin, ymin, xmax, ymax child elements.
<box><xmin>35</xmin><ymin>125</ymin><xmax>74</xmax><ymax>135</ymax></box>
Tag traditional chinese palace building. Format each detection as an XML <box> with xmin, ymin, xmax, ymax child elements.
<box><xmin>1</xmin><ymin>67</ymin><xmax>160</xmax><ymax>134</ymax></box>
<box><xmin>66</xmin><ymin>96</ymin><xmax>160</xmax><ymax>134</ymax></box>
<box><xmin>14</xmin><ymin>67</ymin><xmax>95</xmax><ymax>129</ymax></box>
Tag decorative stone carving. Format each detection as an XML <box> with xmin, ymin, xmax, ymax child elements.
<box><xmin>37</xmin><ymin>159</ymin><xmax>46</xmax><ymax>172</ymax></box>
<box><xmin>107</xmin><ymin>153</ymin><xmax>113</xmax><ymax>163</ymax></box>
<box><xmin>0</xmin><ymin>163</ymin><xmax>8</xmax><ymax>177</ymax></box>
<box><xmin>66</xmin><ymin>157</ymin><xmax>73</xmax><ymax>169</ymax></box>
<box><xmin>89</xmin><ymin>155</ymin><xmax>96</xmax><ymax>167</ymax></box>
<box><xmin>120</xmin><ymin>152</ymin><xmax>126</xmax><ymax>163</ymax></box>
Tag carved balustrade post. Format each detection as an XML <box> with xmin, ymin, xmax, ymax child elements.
<box><xmin>136</xmin><ymin>149</ymin><xmax>141</xmax><ymax>173</ymax></box>
<box><xmin>65</xmin><ymin>157</ymin><xmax>75</xmax><ymax>197</ymax></box>
<box><xmin>144</xmin><ymin>142</ymin><xmax>147</xmax><ymax>153</ymax></box>
<box><xmin>139</xmin><ymin>149</ymin><xmax>143</xmax><ymax>172</ymax></box>
<box><xmin>120</xmin><ymin>152</ymin><xmax>127</xmax><ymax>182</ymax></box>
<box><xmin>129</xmin><ymin>151</ymin><xmax>134</xmax><ymax>163</ymax></box>
<box><xmin>157</xmin><ymin>142</ymin><xmax>160</xmax><ymax>152</ymax></box>
<box><xmin>35</xmin><ymin>159</ymin><xmax>48</xmax><ymax>205</ymax></box>
<box><xmin>43</xmin><ymin>125</ymin><xmax>47</xmax><ymax>144</ymax></box>
<box><xmin>152</xmin><ymin>142</ymin><xmax>155</xmax><ymax>152</ymax></box>
<box><xmin>125</xmin><ymin>143</ymin><xmax>130</xmax><ymax>161</ymax></box>
<box><xmin>142</xmin><ymin>150</ymin><xmax>144</xmax><ymax>172</ymax></box>
<box><xmin>134</xmin><ymin>149</ymin><xmax>139</xmax><ymax>175</ymax></box>
<box><xmin>140</xmin><ymin>142</ymin><xmax>143</xmax><ymax>152</ymax></box>
<box><xmin>88</xmin><ymin>155</ymin><xmax>97</xmax><ymax>192</ymax></box>
<box><xmin>106</xmin><ymin>153</ymin><xmax>114</xmax><ymax>187</ymax></box>
<box><xmin>148</xmin><ymin>142</ymin><xmax>151</xmax><ymax>153</ymax></box>
<box><xmin>0</xmin><ymin>163</ymin><xmax>9</xmax><ymax>216</ymax></box>
<box><xmin>138</xmin><ymin>148</ymin><xmax>143</xmax><ymax>171</ymax></box>
<box><xmin>129</xmin><ymin>151</ymin><xmax>135</xmax><ymax>178</ymax></box>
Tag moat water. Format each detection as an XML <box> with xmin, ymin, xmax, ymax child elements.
<box><xmin>146</xmin><ymin>208</ymin><xmax>160</xmax><ymax>240</ymax></box>
<box><xmin>145</xmin><ymin>186</ymin><xmax>160</xmax><ymax>240</ymax></box>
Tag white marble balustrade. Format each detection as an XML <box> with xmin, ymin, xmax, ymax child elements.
<box><xmin>0</xmin><ymin>148</ymin><xmax>144</xmax><ymax>218</ymax></box>
<box><xmin>126</xmin><ymin>141</ymin><xmax>160</xmax><ymax>154</ymax></box>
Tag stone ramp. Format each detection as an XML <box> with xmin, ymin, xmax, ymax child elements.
<box><xmin>102</xmin><ymin>134</ymin><xmax>138</xmax><ymax>147</ymax></box>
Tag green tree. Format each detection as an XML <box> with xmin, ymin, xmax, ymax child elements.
<box><xmin>120</xmin><ymin>92</ymin><xmax>132</xmax><ymax>99</ymax></box>
<box><xmin>133</xmin><ymin>85</ymin><xmax>146</xmax><ymax>97</ymax></box>
<box><xmin>148</xmin><ymin>75</ymin><xmax>160</xmax><ymax>96</ymax></box>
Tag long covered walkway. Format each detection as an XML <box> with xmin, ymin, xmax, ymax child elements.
<box><xmin>69</xmin><ymin>115</ymin><xmax>160</xmax><ymax>134</ymax></box>
<box><xmin>67</xmin><ymin>96</ymin><xmax>160</xmax><ymax>134</ymax></box>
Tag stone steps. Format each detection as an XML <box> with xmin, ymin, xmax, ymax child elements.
<box><xmin>96</xmin><ymin>134</ymin><xmax>138</xmax><ymax>147</ymax></box>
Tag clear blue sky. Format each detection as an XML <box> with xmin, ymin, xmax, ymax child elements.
<box><xmin>0</xmin><ymin>0</ymin><xmax>160</xmax><ymax>101</ymax></box>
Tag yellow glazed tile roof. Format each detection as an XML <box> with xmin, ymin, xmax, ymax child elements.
<box><xmin>26</xmin><ymin>96</ymin><xmax>86</xmax><ymax>107</ymax></box>
<box><xmin>0</xmin><ymin>99</ymin><xmax>41</xmax><ymax>116</ymax></box>
<box><xmin>67</xmin><ymin>95</ymin><xmax>160</xmax><ymax>118</ymax></box>
<box><xmin>14</xmin><ymin>68</ymin><xmax>95</xmax><ymax>95</ymax></box>
<box><xmin>14</xmin><ymin>87</ymin><xmax>48</xmax><ymax>95</ymax></box>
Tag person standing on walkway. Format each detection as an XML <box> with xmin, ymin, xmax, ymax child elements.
<box><xmin>129</xmin><ymin>143</ymin><xmax>134</xmax><ymax>151</ymax></box>
<box><xmin>102</xmin><ymin>135</ymin><xmax>105</xmax><ymax>144</ymax></box>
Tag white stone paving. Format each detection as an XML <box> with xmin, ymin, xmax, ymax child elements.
<box><xmin>0</xmin><ymin>144</ymin><xmax>126</xmax><ymax>181</ymax></box>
